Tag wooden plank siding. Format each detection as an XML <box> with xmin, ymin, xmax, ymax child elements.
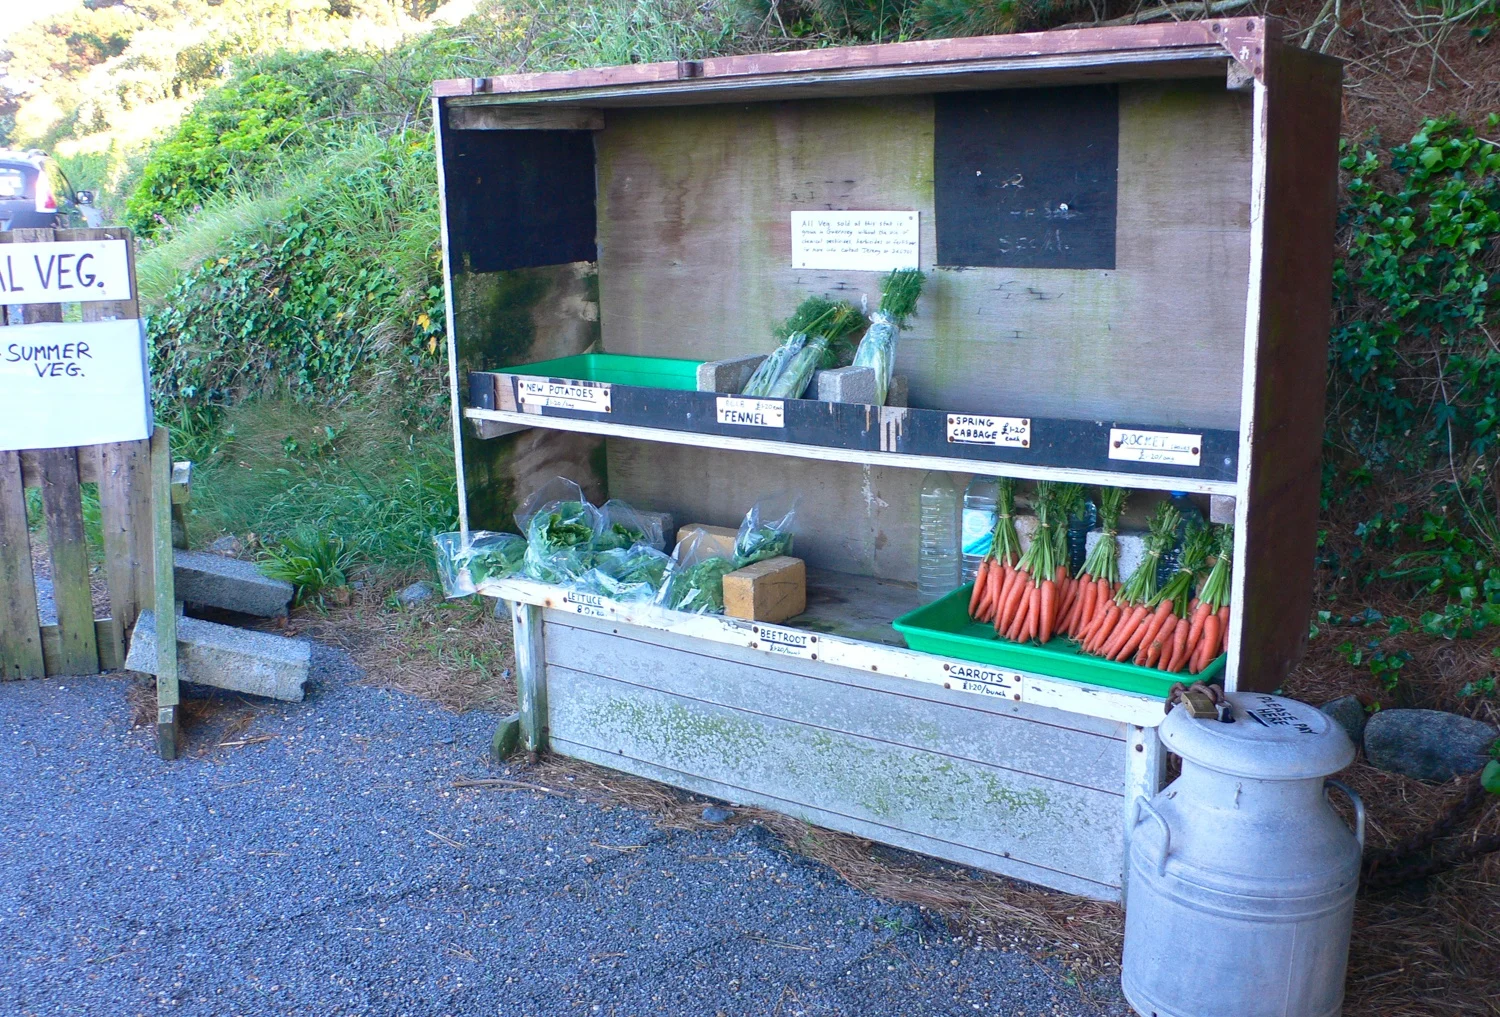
<box><xmin>543</xmin><ymin>611</ymin><xmax>1129</xmax><ymax>899</ymax></box>
<box><xmin>0</xmin><ymin>226</ymin><xmax>153</xmax><ymax>680</ymax></box>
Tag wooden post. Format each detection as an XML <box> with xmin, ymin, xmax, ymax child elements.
<box><xmin>0</xmin><ymin>451</ymin><xmax>44</xmax><ymax>679</ymax></box>
<box><xmin>511</xmin><ymin>601</ymin><xmax>547</xmax><ymax>756</ymax></box>
<box><xmin>151</xmin><ymin>426</ymin><xmax>180</xmax><ymax>759</ymax></box>
<box><xmin>1121</xmin><ymin>723</ymin><xmax>1167</xmax><ymax>908</ymax></box>
<box><xmin>170</xmin><ymin>460</ymin><xmax>192</xmax><ymax>550</ymax></box>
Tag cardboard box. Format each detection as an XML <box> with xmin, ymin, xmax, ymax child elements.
<box><xmin>723</xmin><ymin>556</ymin><xmax>807</xmax><ymax>623</ymax></box>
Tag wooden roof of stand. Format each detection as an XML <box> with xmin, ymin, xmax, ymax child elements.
<box><xmin>434</xmin><ymin>18</ymin><xmax>1273</xmax><ymax>106</ymax></box>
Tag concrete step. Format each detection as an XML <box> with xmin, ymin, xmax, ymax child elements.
<box><xmin>174</xmin><ymin>549</ymin><xmax>293</xmax><ymax>618</ymax></box>
<box><xmin>124</xmin><ymin>610</ymin><xmax>311</xmax><ymax>702</ymax></box>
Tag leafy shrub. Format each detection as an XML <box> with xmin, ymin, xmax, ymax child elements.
<box><xmin>125</xmin><ymin>71</ymin><xmax>319</xmax><ymax>236</ymax></box>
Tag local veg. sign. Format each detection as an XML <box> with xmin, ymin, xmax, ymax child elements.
<box><xmin>0</xmin><ymin>238</ymin><xmax>151</xmax><ymax>452</ymax></box>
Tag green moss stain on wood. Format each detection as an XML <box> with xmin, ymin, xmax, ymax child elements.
<box><xmin>452</xmin><ymin>263</ymin><xmax>603</xmax><ymax>528</ymax></box>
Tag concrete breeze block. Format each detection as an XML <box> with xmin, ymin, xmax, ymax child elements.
<box><xmin>125</xmin><ymin>610</ymin><xmax>311</xmax><ymax>702</ymax></box>
<box><xmin>174</xmin><ymin>549</ymin><xmax>293</xmax><ymax>617</ymax></box>
<box><xmin>697</xmin><ymin>355</ymin><xmax>765</xmax><ymax>393</ymax></box>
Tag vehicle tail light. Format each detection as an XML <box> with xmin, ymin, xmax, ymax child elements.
<box><xmin>35</xmin><ymin>172</ymin><xmax>57</xmax><ymax>213</ymax></box>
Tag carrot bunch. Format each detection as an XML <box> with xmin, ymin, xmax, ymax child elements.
<box><xmin>1056</xmin><ymin>486</ymin><xmax>1127</xmax><ymax>640</ymax></box>
<box><xmin>1133</xmin><ymin>522</ymin><xmax>1214</xmax><ymax>672</ymax></box>
<box><xmin>989</xmin><ymin>481</ymin><xmax>1069</xmax><ymax>644</ymax></box>
<box><xmin>1185</xmin><ymin>524</ymin><xmax>1233</xmax><ymax>673</ymax></box>
<box><xmin>1078</xmin><ymin>502</ymin><xmax>1180</xmax><ymax>661</ymax></box>
<box><xmin>968</xmin><ymin>477</ymin><xmax>1022</xmax><ymax>624</ymax></box>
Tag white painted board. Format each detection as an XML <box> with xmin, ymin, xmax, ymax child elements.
<box><xmin>790</xmin><ymin>211</ymin><xmax>919</xmax><ymax>271</ymax></box>
<box><xmin>0</xmin><ymin>319</ymin><xmax>152</xmax><ymax>451</ymax></box>
<box><xmin>0</xmin><ymin>239</ymin><xmax>133</xmax><ymax>304</ymax></box>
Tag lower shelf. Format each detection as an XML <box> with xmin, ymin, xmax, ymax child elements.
<box><xmin>479</xmin><ymin>568</ymin><xmax>1169</xmax><ymax>728</ymax></box>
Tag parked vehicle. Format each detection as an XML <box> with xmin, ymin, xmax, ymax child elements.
<box><xmin>0</xmin><ymin>150</ymin><xmax>69</xmax><ymax>230</ymax></box>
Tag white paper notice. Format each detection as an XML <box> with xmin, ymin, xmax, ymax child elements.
<box><xmin>0</xmin><ymin>240</ymin><xmax>134</xmax><ymax>304</ymax></box>
<box><xmin>1108</xmin><ymin>427</ymin><xmax>1202</xmax><ymax>467</ymax></box>
<box><xmin>791</xmin><ymin>211</ymin><xmax>919</xmax><ymax>272</ymax></box>
<box><xmin>0</xmin><ymin>319</ymin><xmax>152</xmax><ymax>451</ymax></box>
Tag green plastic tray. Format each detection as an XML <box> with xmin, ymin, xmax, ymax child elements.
<box><xmin>506</xmin><ymin>353</ymin><xmax>703</xmax><ymax>391</ymax></box>
<box><xmin>892</xmin><ymin>584</ymin><xmax>1225</xmax><ymax>698</ymax></box>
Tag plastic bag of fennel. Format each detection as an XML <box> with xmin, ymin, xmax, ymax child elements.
<box><xmin>741</xmin><ymin>333</ymin><xmax>807</xmax><ymax>397</ymax></box>
<box><xmin>850</xmin><ymin>269</ymin><xmax>925</xmax><ymax>406</ymax></box>
<box><xmin>765</xmin><ymin>336</ymin><xmax>829</xmax><ymax>399</ymax></box>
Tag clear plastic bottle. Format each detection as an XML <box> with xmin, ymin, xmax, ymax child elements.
<box><xmin>960</xmin><ymin>476</ymin><xmax>1000</xmax><ymax>582</ymax></box>
<box><xmin>1067</xmin><ymin>494</ymin><xmax>1099</xmax><ymax>574</ymax></box>
<box><xmin>918</xmin><ymin>471</ymin><xmax>962</xmax><ymax>603</ymax></box>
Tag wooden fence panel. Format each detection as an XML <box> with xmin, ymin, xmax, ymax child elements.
<box><xmin>36</xmin><ymin>447</ymin><xmax>99</xmax><ymax>675</ymax></box>
<box><xmin>1</xmin><ymin>225</ymin><xmax>153</xmax><ymax>681</ymax></box>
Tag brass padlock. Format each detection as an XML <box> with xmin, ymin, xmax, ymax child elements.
<box><xmin>1182</xmin><ymin>688</ymin><xmax>1218</xmax><ymax>719</ymax></box>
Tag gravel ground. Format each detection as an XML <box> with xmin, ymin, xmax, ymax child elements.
<box><xmin>0</xmin><ymin>643</ymin><xmax>1127</xmax><ymax>1017</ymax></box>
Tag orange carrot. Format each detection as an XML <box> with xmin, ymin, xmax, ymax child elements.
<box><xmin>995</xmin><ymin>568</ymin><xmax>1027</xmax><ymax>634</ymax></box>
<box><xmin>1113</xmin><ymin>605</ymin><xmax>1157</xmax><ymax>662</ymax></box>
<box><xmin>1085</xmin><ymin>599</ymin><xmax>1122</xmax><ymax>654</ymax></box>
<box><xmin>1023</xmin><ymin>582</ymin><xmax>1042</xmax><ymax>642</ymax></box>
<box><xmin>969</xmin><ymin>559</ymin><xmax>991</xmax><ymax>616</ymax></box>
<box><xmin>1039</xmin><ymin>579</ymin><xmax>1058</xmax><ymax>644</ymax></box>
<box><xmin>1145</xmin><ymin>616</ymin><xmax>1175</xmax><ymax>668</ymax></box>
<box><xmin>1102</xmin><ymin>604</ymin><xmax>1147</xmax><ymax>660</ymax></box>
<box><xmin>1166</xmin><ymin>614</ymin><xmax>1192</xmax><ymax>672</ymax></box>
<box><xmin>1133</xmin><ymin>601</ymin><xmax>1175</xmax><ymax>664</ymax></box>
<box><xmin>1182</xmin><ymin>602</ymin><xmax>1211</xmax><ymax>661</ymax></box>
<box><xmin>1193</xmin><ymin>614</ymin><xmax>1222</xmax><ymax>673</ymax></box>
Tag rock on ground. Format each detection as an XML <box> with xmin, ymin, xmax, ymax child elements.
<box><xmin>397</xmin><ymin>581</ymin><xmax>435</xmax><ymax>607</ymax></box>
<box><xmin>1320</xmin><ymin>696</ymin><xmax>1368</xmax><ymax>746</ymax></box>
<box><xmin>1363</xmin><ymin>708</ymin><xmax>1497</xmax><ymax>782</ymax></box>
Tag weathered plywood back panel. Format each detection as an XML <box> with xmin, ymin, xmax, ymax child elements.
<box><xmin>607</xmin><ymin>439</ymin><xmax>928</xmax><ymax>582</ymax></box>
<box><xmin>596</xmin><ymin>80</ymin><xmax>1251</xmax><ymax>430</ymax></box>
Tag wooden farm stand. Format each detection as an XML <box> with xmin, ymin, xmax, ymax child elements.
<box><xmin>434</xmin><ymin>20</ymin><xmax>1341</xmax><ymax>900</ymax></box>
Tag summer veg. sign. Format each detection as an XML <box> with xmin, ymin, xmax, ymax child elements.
<box><xmin>0</xmin><ymin>238</ymin><xmax>151</xmax><ymax>452</ymax></box>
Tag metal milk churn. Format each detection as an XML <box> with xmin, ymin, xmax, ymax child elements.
<box><xmin>1121</xmin><ymin>692</ymin><xmax>1365</xmax><ymax>1017</ymax></box>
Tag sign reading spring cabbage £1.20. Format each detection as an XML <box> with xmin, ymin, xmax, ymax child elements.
<box><xmin>0</xmin><ymin>319</ymin><xmax>152</xmax><ymax>451</ymax></box>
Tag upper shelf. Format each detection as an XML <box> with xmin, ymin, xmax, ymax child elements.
<box><xmin>466</xmin><ymin>369</ymin><xmax>1241</xmax><ymax>495</ymax></box>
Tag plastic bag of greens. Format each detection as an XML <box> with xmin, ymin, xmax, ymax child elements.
<box><xmin>514</xmin><ymin>476</ymin><xmax>592</xmax><ymax>532</ymax></box>
<box><xmin>433</xmin><ymin>531</ymin><xmax>526</xmax><ymax>597</ymax></box>
<box><xmin>734</xmin><ymin>496</ymin><xmax>797</xmax><ymax>566</ymax></box>
<box><xmin>522</xmin><ymin>501</ymin><xmax>599</xmax><ymax>585</ymax></box>
<box><xmin>741</xmin><ymin>334</ymin><xmax>807</xmax><ymax>397</ymax></box>
<box><xmin>577</xmin><ymin>544</ymin><xmax>672</xmax><ymax>603</ymax></box>
<box><xmin>850</xmin><ymin>270</ymin><xmax>925</xmax><ymax>406</ymax></box>
<box><xmin>594</xmin><ymin>498</ymin><xmax>665</xmax><ymax>552</ymax></box>
<box><xmin>656</xmin><ymin>531</ymin><xmax>737</xmax><ymax>614</ymax></box>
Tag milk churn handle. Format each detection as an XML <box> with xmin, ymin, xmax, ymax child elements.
<box><xmin>1324</xmin><ymin>779</ymin><xmax>1366</xmax><ymax>849</ymax></box>
<box><xmin>1132</xmin><ymin>796</ymin><xmax>1172</xmax><ymax>876</ymax></box>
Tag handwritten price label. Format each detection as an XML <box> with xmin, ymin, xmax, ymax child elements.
<box><xmin>1108</xmin><ymin>428</ymin><xmax>1201</xmax><ymax>467</ymax></box>
<box><xmin>716</xmin><ymin>396</ymin><xmax>784</xmax><ymax>428</ymax></box>
<box><xmin>946</xmin><ymin>414</ymin><xmax>1030</xmax><ymax>448</ymax></box>
<box><xmin>517</xmin><ymin>378</ymin><xmax>612</xmax><ymax>414</ymax></box>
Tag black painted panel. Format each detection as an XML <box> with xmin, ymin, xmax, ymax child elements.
<box><xmin>934</xmin><ymin>87</ymin><xmax>1118</xmax><ymax>270</ymax></box>
<box><xmin>439</xmin><ymin>110</ymin><xmax>596</xmax><ymax>273</ymax></box>
<box><xmin>467</xmin><ymin>372</ymin><xmax>1239</xmax><ymax>483</ymax></box>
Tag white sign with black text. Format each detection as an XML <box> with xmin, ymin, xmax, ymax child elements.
<box><xmin>791</xmin><ymin>211</ymin><xmax>920</xmax><ymax>272</ymax></box>
<box><xmin>0</xmin><ymin>318</ymin><xmax>152</xmax><ymax>451</ymax></box>
<box><xmin>0</xmin><ymin>239</ymin><xmax>133</xmax><ymax>304</ymax></box>
<box><xmin>1108</xmin><ymin>427</ymin><xmax>1202</xmax><ymax>467</ymax></box>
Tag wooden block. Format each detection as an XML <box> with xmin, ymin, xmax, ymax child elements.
<box><xmin>674</xmin><ymin>523</ymin><xmax>737</xmax><ymax>558</ymax></box>
<box><xmin>723</xmin><ymin>556</ymin><xmax>806</xmax><ymax>623</ymax></box>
